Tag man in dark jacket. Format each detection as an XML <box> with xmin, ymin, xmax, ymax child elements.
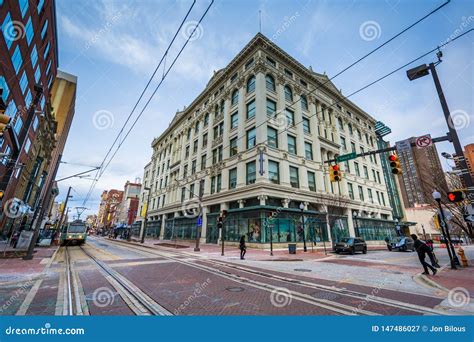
<box><xmin>411</xmin><ymin>234</ymin><xmax>437</xmax><ymax>275</ymax></box>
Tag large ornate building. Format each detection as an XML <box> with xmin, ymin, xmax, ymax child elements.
<box><xmin>137</xmin><ymin>33</ymin><xmax>395</xmax><ymax>247</ymax></box>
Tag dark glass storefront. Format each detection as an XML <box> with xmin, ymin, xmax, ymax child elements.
<box><xmin>354</xmin><ymin>217</ymin><xmax>397</xmax><ymax>241</ymax></box>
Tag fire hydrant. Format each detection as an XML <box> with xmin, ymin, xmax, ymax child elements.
<box><xmin>457</xmin><ymin>247</ymin><xmax>469</xmax><ymax>267</ymax></box>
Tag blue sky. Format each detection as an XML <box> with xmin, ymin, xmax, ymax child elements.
<box><xmin>54</xmin><ymin>0</ymin><xmax>473</xmax><ymax>217</ymax></box>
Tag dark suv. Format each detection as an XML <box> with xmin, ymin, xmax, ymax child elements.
<box><xmin>334</xmin><ymin>237</ymin><xmax>367</xmax><ymax>254</ymax></box>
<box><xmin>388</xmin><ymin>236</ymin><xmax>415</xmax><ymax>252</ymax></box>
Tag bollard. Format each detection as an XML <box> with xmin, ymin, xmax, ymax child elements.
<box><xmin>457</xmin><ymin>247</ymin><xmax>469</xmax><ymax>267</ymax></box>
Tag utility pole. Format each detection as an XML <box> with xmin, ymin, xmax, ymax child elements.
<box><xmin>140</xmin><ymin>187</ymin><xmax>151</xmax><ymax>244</ymax></box>
<box><xmin>56</xmin><ymin>187</ymin><xmax>72</xmax><ymax>233</ymax></box>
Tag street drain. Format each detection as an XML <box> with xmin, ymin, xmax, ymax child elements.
<box><xmin>311</xmin><ymin>291</ymin><xmax>341</xmax><ymax>301</ymax></box>
<box><xmin>226</xmin><ymin>287</ymin><xmax>245</xmax><ymax>292</ymax></box>
<box><xmin>294</xmin><ymin>268</ymin><xmax>312</xmax><ymax>272</ymax></box>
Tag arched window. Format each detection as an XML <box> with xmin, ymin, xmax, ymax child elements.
<box><xmin>204</xmin><ymin>113</ymin><xmax>209</xmax><ymax>126</ymax></box>
<box><xmin>284</xmin><ymin>85</ymin><xmax>293</xmax><ymax>102</ymax></box>
<box><xmin>220</xmin><ymin>100</ymin><xmax>225</xmax><ymax>114</ymax></box>
<box><xmin>338</xmin><ymin>117</ymin><xmax>344</xmax><ymax>130</ymax></box>
<box><xmin>348</xmin><ymin>123</ymin><xmax>353</xmax><ymax>135</ymax></box>
<box><xmin>195</xmin><ymin>121</ymin><xmax>199</xmax><ymax>133</ymax></box>
<box><xmin>300</xmin><ymin>95</ymin><xmax>308</xmax><ymax>111</ymax></box>
<box><xmin>246</xmin><ymin>76</ymin><xmax>256</xmax><ymax>93</ymax></box>
<box><xmin>231</xmin><ymin>89</ymin><xmax>239</xmax><ymax>106</ymax></box>
<box><xmin>265</xmin><ymin>74</ymin><xmax>275</xmax><ymax>92</ymax></box>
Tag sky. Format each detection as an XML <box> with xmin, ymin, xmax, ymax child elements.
<box><xmin>54</xmin><ymin>0</ymin><xmax>474</xmax><ymax>218</ymax></box>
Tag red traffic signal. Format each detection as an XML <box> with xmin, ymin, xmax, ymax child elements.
<box><xmin>447</xmin><ymin>190</ymin><xmax>464</xmax><ymax>203</ymax></box>
<box><xmin>388</xmin><ymin>155</ymin><xmax>397</xmax><ymax>162</ymax></box>
<box><xmin>388</xmin><ymin>154</ymin><xmax>402</xmax><ymax>174</ymax></box>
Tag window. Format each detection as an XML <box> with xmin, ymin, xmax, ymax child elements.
<box><xmin>246</xmin><ymin>76</ymin><xmax>255</xmax><ymax>93</ymax></box>
<box><xmin>284</xmin><ymin>85</ymin><xmax>293</xmax><ymax>102</ymax></box>
<box><xmin>289</xmin><ymin>166</ymin><xmax>299</xmax><ymax>188</ymax></box>
<box><xmin>301</xmin><ymin>95</ymin><xmax>308</xmax><ymax>111</ymax></box>
<box><xmin>24</xmin><ymin>138</ymin><xmax>31</xmax><ymax>153</ymax></box>
<box><xmin>266</xmin><ymin>74</ymin><xmax>275</xmax><ymax>91</ymax></box>
<box><xmin>201</xmin><ymin>154</ymin><xmax>206</xmax><ymax>170</ymax></box>
<box><xmin>287</xmin><ymin>135</ymin><xmax>296</xmax><ymax>155</ymax></box>
<box><xmin>216</xmin><ymin>174</ymin><xmax>222</xmax><ymax>193</ymax></box>
<box><xmin>19</xmin><ymin>0</ymin><xmax>29</xmax><ymax>18</ymax></box>
<box><xmin>245</xmin><ymin>58</ymin><xmax>254</xmax><ymax>70</ymax></box>
<box><xmin>183</xmin><ymin>164</ymin><xmax>188</xmax><ymax>177</ymax></box>
<box><xmin>185</xmin><ymin>146</ymin><xmax>190</xmax><ymax>158</ymax></box>
<box><xmin>202</xmin><ymin>133</ymin><xmax>208</xmax><ymax>147</ymax></box>
<box><xmin>34</xmin><ymin>66</ymin><xmax>40</xmax><ymax>83</ymax></box>
<box><xmin>11</xmin><ymin>46</ymin><xmax>23</xmax><ymax>74</ymax></box>
<box><xmin>372</xmin><ymin>169</ymin><xmax>376</xmax><ymax>182</ymax></box>
<box><xmin>348</xmin><ymin>183</ymin><xmax>354</xmax><ymax>199</ymax></box>
<box><xmin>181</xmin><ymin>188</ymin><xmax>186</xmax><ymax>202</ymax></box>
<box><xmin>210</xmin><ymin>176</ymin><xmax>216</xmax><ymax>194</ymax></box>
<box><xmin>340</xmin><ymin>136</ymin><xmax>347</xmax><ymax>150</ymax></box>
<box><xmin>230</xmin><ymin>112</ymin><xmax>238</xmax><ymax>129</ymax></box>
<box><xmin>267</xmin><ymin>127</ymin><xmax>278</xmax><ymax>148</ymax></box>
<box><xmin>38</xmin><ymin>0</ymin><xmax>45</xmax><ymax>12</ymax></box>
<box><xmin>268</xmin><ymin>160</ymin><xmax>279</xmax><ymax>184</ymax></box>
<box><xmin>187</xmin><ymin>128</ymin><xmax>192</xmax><ymax>140</ymax></box>
<box><xmin>231</xmin><ymin>89</ymin><xmax>239</xmax><ymax>106</ymax></box>
<box><xmin>266</xmin><ymin>57</ymin><xmax>276</xmax><ymax>67</ymax></box>
<box><xmin>194</xmin><ymin>121</ymin><xmax>199</xmax><ymax>134</ymax></box>
<box><xmin>0</xmin><ymin>77</ymin><xmax>10</xmax><ymax>103</ymax></box>
<box><xmin>351</xmin><ymin>142</ymin><xmax>356</xmax><ymax>153</ymax></box>
<box><xmin>246</xmin><ymin>161</ymin><xmax>256</xmax><ymax>184</ymax></box>
<box><xmin>212</xmin><ymin>146</ymin><xmax>223</xmax><ymax>163</ymax></box>
<box><xmin>368</xmin><ymin>189</ymin><xmax>373</xmax><ymax>203</ymax></box>
<box><xmin>193</xmin><ymin>140</ymin><xmax>198</xmax><ymax>154</ymax></box>
<box><xmin>363</xmin><ymin>165</ymin><xmax>369</xmax><ymax>179</ymax></box>
<box><xmin>304</xmin><ymin>142</ymin><xmax>313</xmax><ymax>160</ymax></box>
<box><xmin>354</xmin><ymin>162</ymin><xmax>360</xmax><ymax>177</ymax></box>
<box><xmin>230</xmin><ymin>137</ymin><xmax>238</xmax><ymax>156</ymax></box>
<box><xmin>266</xmin><ymin>98</ymin><xmax>276</xmax><ymax>117</ymax></box>
<box><xmin>246</xmin><ymin>127</ymin><xmax>256</xmax><ymax>149</ymax></box>
<box><xmin>189</xmin><ymin>184</ymin><xmax>195</xmax><ymax>199</ymax></box>
<box><xmin>302</xmin><ymin>117</ymin><xmax>310</xmax><ymax>134</ymax></box>
<box><xmin>348</xmin><ymin>123</ymin><xmax>353</xmax><ymax>135</ymax></box>
<box><xmin>381</xmin><ymin>193</ymin><xmax>386</xmax><ymax>206</ymax></box>
<box><xmin>246</xmin><ymin>100</ymin><xmax>256</xmax><ymax>119</ymax></box>
<box><xmin>229</xmin><ymin>168</ymin><xmax>237</xmax><ymax>189</ymax></box>
<box><xmin>307</xmin><ymin>171</ymin><xmax>316</xmax><ymax>191</ymax></box>
<box><xmin>285</xmin><ymin>108</ymin><xmax>294</xmax><ymax>126</ymax></box>
<box><xmin>213</xmin><ymin>122</ymin><xmax>224</xmax><ymax>138</ymax></box>
<box><xmin>376</xmin><ymin>171</ymin><xmax>381</xmax><ymax>184</ymax></box>
<box><xmin>25</xmin><ymin>17</ymin><xmax>33</xmax><ymax>46</ymax></box>
<box><xmin>204</xmin><ymin>113</ymin><xmax>209</xmax><ymax>126</ymax></box>
<box><xmin>2</xmin><ymin>13</ymin><xmax>14</xmax><ymax>48</ymax></box>
<box><xmin>41</xmin><ymin>20</ymin><xmax>48</xmax><ymax>39</ymax></box>
<box><xmin>338</xmin><ymin>117</ymin><xmax>344</xmax><ymax>131</ymax></box>
<box><xmin>300</xmin><ymin>79</ymin><xmax>307</xmax><ymax>87</ymax></box>
<box><xmin>358</xmin><ymin>186</ymin><xmax>364</xmax><ymax>201</ymax></box>
<box><xmin>344</xmin><ymin>161</ymin><xmax>350</xmax><ymax>173</ymax></box>
<box><xmin>25</xmin><ymin>89</ymin><xmax>32</xmax><ymax>107</ymax></box>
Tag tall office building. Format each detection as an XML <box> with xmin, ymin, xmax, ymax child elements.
<box><xmin>0</xmin><ymin>0</ymin><xmax>59</xmax><ymax>234</ymax></box>
<box><xmin>396</xmin><ymin>136</ymin><xmax>448</xmax><ymax>208</ymax></box>
<box><xmin>137</xmin><ymin>33</ymin><xmax>395</xmax><ymax>246</ymax></box>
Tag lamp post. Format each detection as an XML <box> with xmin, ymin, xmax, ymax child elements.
<box><xmin>407</xmin><ymin>57</ymin><xmax>474</xmax><ymax>202</ymax></box>
<box><xmin>432</xmin><ymin>190</ymin><xmax>458</xmax><ymax>269</ymax></box>
<box><xmin>299</xmin><ymin>202</ymin><xmax>307</xmax><ymax>252</ymax></box>
<box><xmin>352</xmin><ymin>211</ymin><xmax>359</xmax><ymax>236</ymax></box>
<box><xmin>140</xmin><ymin>187</ymin><xmax>151</xmax><ymax>244</ymax></box>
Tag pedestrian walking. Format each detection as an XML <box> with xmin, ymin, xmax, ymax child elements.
<box><xmin>239</xmin><ymin>235</ymin><xmax>246</xmax><ymax>260</ymax></box>
<box><xmin>411</xmin><ymin>234</ymin><xmax>437</xmax><ymax>276</ymax></box>
<box><xmin>426</xmin><ymin>239</ymin><xmax>440</xmax><ymax>268</ymax></box>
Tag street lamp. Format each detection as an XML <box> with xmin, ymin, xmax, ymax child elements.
<box><xmin>407</xmin><ymin>57</ymin><xmax>474</xmax><ymax>202</ymax></box>
<box><xmin>140</xmin><ymin>187</ymin><xmax>151</xmax><ymax>244</ymax></box>
<box><xmin>432</xmin><ymin>190</ymin><xmax>459</xmax><ymax>269</ymax></box>
<box><xmin>299</xmin><ymin>202</ymin><xmax>307</xmax><ymax>252</ymax></box>
<box><xmin>352</xmin><ymin>211</ymin><xmax>359</xmax><ymax>236</ymax></box>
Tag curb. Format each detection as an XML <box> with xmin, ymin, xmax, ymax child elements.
<box><xmin>413</xmin><ymin>273</ymin><xmax>450</xmax><ymax>294</ymax></box>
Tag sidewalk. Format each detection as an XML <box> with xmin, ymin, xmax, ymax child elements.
<box><xmin>425</xmin><ymin>261</ymin><xmax>474</xmax><ymax>295</ymax></box>
<box><xmin>111</xmin><ymin>237</ymin><xmax>335</xmax><ymax>261</ymax></box>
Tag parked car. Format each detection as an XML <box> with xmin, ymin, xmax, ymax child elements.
<box><xmin>334</xmin><ymin>237</ymin><xmax>367</xmax><ymax>254</ymax></box>
<box><xmin>388</xmin><ymin>236</ymin><xmax>415</xmax><ymax>252</ymax></box>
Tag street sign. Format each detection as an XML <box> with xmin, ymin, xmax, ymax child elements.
<box><xmin>395</xmin><ymin>139</ymin><xmax>411</xmax><ymax>153</ymax></box>
<box><xmin>415</xmin><ymin>134</ymin><xmax>433</xmax><ymax>149</ymax></box>
<box><xmin>197</xmin><ymin>216</ymin><xmax>202</xmax><ymax>227</ymax></box>
<box><xmin>336</xmin><ymin>152</ymin><xmax>356</xmax><ymax>163</ymax></box>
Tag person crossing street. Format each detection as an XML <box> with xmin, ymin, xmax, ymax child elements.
<box><xmin>411</xmin><ymin>234</ymin><xmax>437</xmax><ymax>276</ymax></box>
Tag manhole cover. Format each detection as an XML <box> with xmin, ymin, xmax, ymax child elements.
<box><xmin>294</xmin><ymin>268</ymin><xmax>312</xmax><ymax>272</ymax></box>
<box><xmin>311</xmin><ymin>291</ymin><xmax>341</xmax><ymax>300</ymax></box>
<box><xmin>226</xmin><ymin>287</ymin><xmax>245</xmax><ymax>292</ymax></box>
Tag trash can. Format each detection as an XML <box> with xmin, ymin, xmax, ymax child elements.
<box><xmin>288</xmin><ymin>243</ymin><xmax>297</xmax><ymax>254</ymax></box>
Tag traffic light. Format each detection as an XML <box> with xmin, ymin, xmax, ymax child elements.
<box><xmin>388</xmin><ymin>154</ymin><xmax>402</xmax><ymax>174</ymax></box>
<box><xmin>0</xmin><ymin>102</ymin><xmax>11</xmax><ymax>137</ymax></box>
<box><xmin>447</xmin><ymin>190</ymin><xmax>464</xmax><ymax>203</ymax></box>
<box><xmin>0</xmin><ymin>190</ymin><xmax>4</xmax><ymax>200</ymax></box>
<box><xmin>329</xmin><ymin>164</ymin><xmax>342</xmax><ymax>182</ymax></box>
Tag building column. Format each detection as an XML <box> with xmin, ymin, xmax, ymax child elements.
<box><xmin>238</xmin><ymin>199</ymin><xmax>246</xmax><ymax>208</ymax></box>
<box><xmin>345</xmin><ymin>208</ymin><xmax>356</xmax><ymax>237</ymax></box>
<box><xmin>200</xmin><ymin>205</ymin><xmax>208</xmax><ymax>244</ymax></box>
<box><xmin>258</xmin><ymin>195</ymin><xmax>268</xmax><ymax>206</ymax></box>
